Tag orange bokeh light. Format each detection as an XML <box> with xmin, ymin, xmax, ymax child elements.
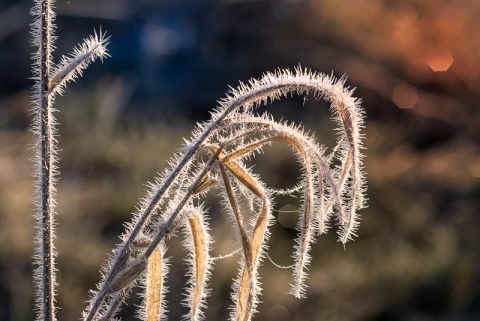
<box><xmin>426</xmin><ymin>49</ymin><xmax>454</xmax><ymax>72</ymax></box>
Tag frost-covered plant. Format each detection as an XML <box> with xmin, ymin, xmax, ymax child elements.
<box><xmin>79</xmin><ymin>68</ymin><xmax>366</xmax><ymax>321</ymax></box>
<box><xmin>30</xmin><ymin>1</ymin><xmax>366</xmax><ymax>321</ymax></box>
<box><xmin>30</xmin><ymin>1</ymin><xmax>108</xmax><ymax>320</ymax></box>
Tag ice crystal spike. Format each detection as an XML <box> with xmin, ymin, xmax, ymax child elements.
<box><xmin>48</xmin><ymin>30</ymin><xmax>110</xmax><ymax>96</ymax></box>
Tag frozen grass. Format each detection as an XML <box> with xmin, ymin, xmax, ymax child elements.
<box><xmin>29</xmin><ymin>1</ymin><xmax>367</xmax><ymax>321</ymax></box>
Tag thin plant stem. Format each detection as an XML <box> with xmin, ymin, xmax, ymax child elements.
<box><xmin>30</xmin><ymin>1</ymin><xmax>108</xmax><ymax>319</ymax></box>
<box><xmin>33</xmin><ymin>0</ymin><xmax>56</xmax><ymax>320</ymax></box>
<box><xmin>85</xmin><ymin>145</ymin><xmax>226</xmax><ymax>321</ymax></box>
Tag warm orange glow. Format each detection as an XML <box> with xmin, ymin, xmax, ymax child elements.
<box><xmin>392</xmin><ymin>84</ymin><xmax>418</xmax><ymax>109</ymax></box>
<box><xmin>426</xmin><ymin>49</ymin><xmax>454</xmax><ymax>71</ymax></box>
<box><xmin>468</xmin><ymin>159</ymin><xmax>480</xmax><ymax>178</ymax></box>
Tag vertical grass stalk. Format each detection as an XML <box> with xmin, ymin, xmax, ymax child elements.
<box><xmin>30</xmin><ymin>1</ymin><xmax>108</xmax><ymax>320</ymax></box>
<box><xmin>31</xmin><ymin>1</ymin><xmax>56</xmax><ymax>320</ymax></box>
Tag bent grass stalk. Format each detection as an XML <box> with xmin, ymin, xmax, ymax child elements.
<box><xmin>81</xmin><ymin>68</ymin><xmax>366</xmax><ymax>321</ymax></box>
<box><xmin>30</xmin><ymin>1</ymin><xmax>366</xmax><ymax>321</ymax></box>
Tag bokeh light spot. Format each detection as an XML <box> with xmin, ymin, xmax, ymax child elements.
<box><xmin>392</xmin><ymin>83</ymin><xmax>418</xmax><ymax>109</ymax></box>
<box><xmin>426</xmin><ymin>49</ymin><xmax>454</xmax><ymax>71</ymax></box>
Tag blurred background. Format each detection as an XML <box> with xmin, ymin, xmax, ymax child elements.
<box><xmin>1</xmin><ymin>0</ymin><xmax>479</xmax><ymax>320</ymax></box>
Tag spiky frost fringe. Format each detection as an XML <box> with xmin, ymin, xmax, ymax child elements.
<box><xmin>137</xmin><ymin>242</ymin><xmax>170</xmax><ymax>321</ymax></box>
<box><xmin>215</xmin><ymin>116</ymin><xmax>324</xmax><ymax>298</ymax></box>
<box><xmin>30</xmin><ymin>0</ymin><xmax>109</xmax><ymax>319</ymax></box>
<box><xmin>221</xmin><ymin>114</ymin><xmax>360</xmax><ymax>240</ymax></box>
<box><xmin>81</xmin><ymin>151</ymin><xmax>197</xmax><ymax>320</ymax></box>
<box><xmin>82</xmin><ymin>67</ymin><xmax>366</xmax><ymax>320</ymax></box>
<box><xmin>180</xmin><ymin>207</ymin><xmax>213</xmax><ymax>321</ymax></box>
<box><xmin>213</xmin><ymin>153</ymin><xmax>274</xmax><ymax>321</ymax></box>
<box><xmin>229</xmin><ymin>195</ymin><xmax>273</xmax><ymax>321</ymax></box>
<box><xmin>30</xmin><ymin>1</ymin><xmax>58</xmax><ymax>320</ymax></box>
<box><xmin>48</xmin><ymin>30</ymin><xmax>110</xmax><ymax>96</ymax></box>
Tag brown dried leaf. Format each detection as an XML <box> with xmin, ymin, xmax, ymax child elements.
<box><xmin>187</xmin><ymin>213</ymin><xmax>209</xmax><ymax>320</ymax></box>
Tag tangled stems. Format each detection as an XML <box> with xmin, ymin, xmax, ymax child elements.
<box><xmin>82</xmin><ymin>67</ymin><xmax>366</xmax><ymax>321</ymax></box>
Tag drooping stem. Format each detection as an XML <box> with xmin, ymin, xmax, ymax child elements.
<box><xmin>84</xmin><ymin>85</ymin><xmax>284</xmax><ymax>321</ymax></box>
<box><xmin>84</xmin><ymin>68</ymin><xmax>365</xmax><ymax>320</ymax></box>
